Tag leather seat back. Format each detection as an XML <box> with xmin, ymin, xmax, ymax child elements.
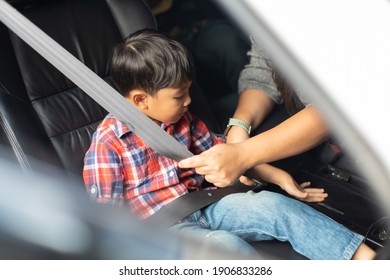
<box><xmin>0</xmin><ymin>0</ymin><xmax>156</xmax><ymax>186</ymax></box>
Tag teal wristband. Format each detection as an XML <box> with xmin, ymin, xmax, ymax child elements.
<box><xmin>223</xmin><ymin>118</ymin><xmax>252</xmax><ymax>136</ymax></box>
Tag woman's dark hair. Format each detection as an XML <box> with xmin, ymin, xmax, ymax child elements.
<box><xmin>272</xmin><ymin>69</ymin><xmax>305</xmax><ymax>115</ymax></box>
<box><xmin>111</xmin><ymin>29</ymin><xmax>195</xmax><ymax>97</ymax></box>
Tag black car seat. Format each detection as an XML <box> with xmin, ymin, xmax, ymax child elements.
<box><xmin>0</xmin><ymin>0</ymin><xmax>220</xmax><ymax>188</ymax></box>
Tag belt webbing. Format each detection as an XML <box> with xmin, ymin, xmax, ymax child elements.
<box><xmin>146</xmin><ymin>182</ymin><xmax>259</xmax><ymax>227</ymax></box>
<box><xmin>0</xmin><ymin>0</ymin><xmax>250</xmax><ymax>224</ymax></box>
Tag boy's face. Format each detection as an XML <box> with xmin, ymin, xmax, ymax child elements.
<box><xmin>140</xmin><ymin>80</ymin><xmax>192</xmax><ymax>125</ymax></box>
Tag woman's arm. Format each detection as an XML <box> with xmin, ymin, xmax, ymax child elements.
<box><xmin>226</xmin><ymin>89</ymin><xmax>275</xmax><ymax>143</ymax></box>
<box><xmin>241</xmin><ymin>105</ymin><xmax>329</xmax><ymax>167</ymax></box>
<box><xmin>226</xmin><ymin>89</ymin><xmax>275</xmax><ymax>186</ymax></box>
<box><xmin>227</xmin><ymin>38</ymin><xmax>281</xmax><ymax>143</ymax></box>
<box><xmin>179</xmin><ymin>106</ymin><xmax>329</xmax><ymax>187</ymax></box>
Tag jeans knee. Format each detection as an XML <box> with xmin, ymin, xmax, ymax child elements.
<box><xmin>205</xmin><ymin>230</ymin><xmax>258</xmax><ymax>257</ymax></box>
<box><xmin>223</xmin><ymin>190</ymin><xmax>291</xmax><ymax>212</ymax></box>
<box><xmin>256</xmin><ymin>191</ymin><xmax>289</xmax><ymax>206</ymax></box>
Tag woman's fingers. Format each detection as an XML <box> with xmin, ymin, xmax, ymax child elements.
<box><xmin>179</xmin><ymin>144</ymin><xmax>246</xmax><ymax>186</ymax></box>
<box><xmin>179</xmin><ymin>154</ymin><xmax>207</xmax><ymax>169</ymax></box>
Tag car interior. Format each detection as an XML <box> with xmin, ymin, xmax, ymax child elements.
<box><xmin>0</xmin><ymin>0</ymin><xmax>389</xmax><ymax>259</ymax></box>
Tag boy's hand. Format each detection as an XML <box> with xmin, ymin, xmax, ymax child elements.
<box><xmin>239</xmin><ymin>175</ymin><xmax>258</xmax><ymax>186</ymax></box>
<box><xmin>245</xmin><ymin>164</ymin><xmax>328</xmax><ymax>202</ymax></box>
<box><xmin>278</xmin><ymin>177</ymin><xmax>328</xmax><ymax>203</ymax></box>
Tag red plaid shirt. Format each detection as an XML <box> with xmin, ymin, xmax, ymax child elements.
<box><xmin>83</xmin><ymin>112</ymin><xmax>224</xmax><ymax>219</ymax></box>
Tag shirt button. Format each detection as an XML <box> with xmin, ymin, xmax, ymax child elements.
<box><xmin>169</xmin><ymin>171</ymin><xmax>174</xmax><ymax>177</ymax></box>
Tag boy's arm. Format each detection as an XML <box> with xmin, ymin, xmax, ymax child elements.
<box><xmin>246</xmin><ymin>164</ymin><xmax>328</xmax><ymax>202</ymax></box>
<box><xmin>83</xmin><ymin>141</ymin><xmax>124</xmax><ymax>204</ymax></box>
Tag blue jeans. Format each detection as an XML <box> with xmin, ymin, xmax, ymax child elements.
<box><xmin>170</xmin><ymin>190</ymin><xmax>364</xmax><ymax>260</ymax></box>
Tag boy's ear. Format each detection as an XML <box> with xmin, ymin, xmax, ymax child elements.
<box><xmin>128</xmin><ymin>90</ymin><xmax>149</xmax><ymax>109</ymax></box>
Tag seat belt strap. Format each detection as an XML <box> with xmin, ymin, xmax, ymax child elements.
<box><xmin>146</xmin><ymin>182</ymin><xmax>258</xmax><ymax>228</ymax></box>
<box><xmin>0</xmin><ymin>0</ymin><xmax>192</xmax><ymax>162</ymax></box>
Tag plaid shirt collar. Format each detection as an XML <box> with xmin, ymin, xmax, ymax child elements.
<box><xmin>110</xmin><ymin>114</ymin><xmax>172</xmax><ymax>139</ymax></box>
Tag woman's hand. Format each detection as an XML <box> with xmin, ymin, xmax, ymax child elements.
<box><xmin>225</xmin><ymin>125</ymin><xmax>254</xmax><ymax>187</ymax></box>
<box><xmin>178</xmin><ymin>143</ymin><xmax>250</xmax><ymax>187</ymax></box>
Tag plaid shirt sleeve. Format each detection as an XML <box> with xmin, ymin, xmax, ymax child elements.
<box><xmin>83</xmin><ymin>132</ymin><xmax>124</xmax><ymax>204</ymax></box>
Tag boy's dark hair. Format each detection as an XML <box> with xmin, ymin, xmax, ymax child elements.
<box><xmin>111</xmin><ymin>29</ymin><xmax>195</xmax><ymax>97</ymax></box>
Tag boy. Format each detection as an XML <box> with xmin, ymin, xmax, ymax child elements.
<box><xmin>83</xmin><ymin>29</ymin><xmax>375</xmax><ymax>259</ymax></box>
